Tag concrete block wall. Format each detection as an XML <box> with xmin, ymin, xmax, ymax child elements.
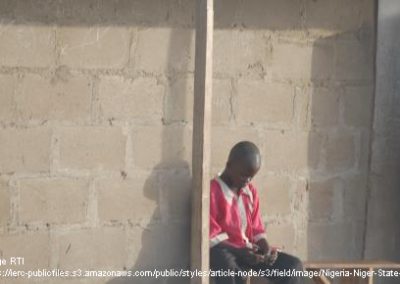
<box><xmin>210</xmin><ymin>0</ymin><xmax>376</xmax><ymax>262</ymax></box>
<box><xmin>0</xmin><ymin>0</ymin><xmax>378</xmax><ymax>283</ymax></box>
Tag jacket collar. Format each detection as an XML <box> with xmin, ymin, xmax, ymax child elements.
<box><xmin>215</xmin><ymin>174</ymin><xmax>252</xmax><ymax>204</ymax></box>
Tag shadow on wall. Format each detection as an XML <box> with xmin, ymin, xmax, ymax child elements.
<box><xmin>306</xmin><ymin>3</ymin><xmax>400</xmax><ymax>284</ymax></box>
<box><xmin>308</xmin><ymin>27</ymin><xmax>375</xmax><ymax>261</ymax></box>
<box><xmin>106</xmin><ymin>162</ymin><xmax>192</xmax><ymax>284</ymax></box>
<box><xmin>0</xmin><ymin>0</ymin><xmax>372</xmax><ymax>30</ymax></box>
<box><xmin>106</xmin><ymin>25</ymin><xmax>193</xmax><ymax>284</ymax></box>
<box><xmin>0</xmin><ymin>0</ymin><xmax>377</xmax><ymax>31</ymax></box>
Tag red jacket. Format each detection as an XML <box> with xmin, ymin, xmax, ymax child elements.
<box><xmin>210</xmin><ymin>176</ymin><xmax>267</xmax><ymax>249</ymax></box>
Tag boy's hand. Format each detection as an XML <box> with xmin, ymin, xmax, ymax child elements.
<box><xmin>255</xmin><ymin>238</ymin><xmax>270</xmax><ymax>255</ymax></box>
<box><xmin>235</xmin><ymin>247</ymin><xmax>264</xmax><ymax>266</ymax></box>
<box><xmin>254</xmin><ymin>239</ymin><xmax>280</xmax><ymax>265</ymax></box>
<box><xmin>265</xmin><ymin>247</ymin><xmax>279</xmax><ymax>266</ymax></box>
<box><xmin>216</xmin><ymin>242</ymin><xmax>268</xmax><ymax>266</ymax></box>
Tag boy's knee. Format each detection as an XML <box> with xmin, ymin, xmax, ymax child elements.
<box><xmin>290</xmin><ymin>256</ymin><xmax>303</xmax><ymax>271</ymax></box>
<box><xmin>278</xmin><ymin>253</ymin><xmax>303</xmax><ymax>271</ymax></box>
<box><xmin>210</xmin><ymin>247</ymin><xmax>241</xmax><ymax>271</ymax></box>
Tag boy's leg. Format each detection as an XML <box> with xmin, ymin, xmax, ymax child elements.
<box><xmin>253</xmin><ymin>252</ymin><xmax>304</xmax><ymax>284</ymax></box>
<box><xmin>210</xmin><ymin>245</ymin><xmax>246</xmax><ymax>284</ymax></box>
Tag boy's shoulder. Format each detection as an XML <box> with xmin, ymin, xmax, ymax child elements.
<box><xmin>210</xmin><ymin>177</ymin><xmax>221</xmax><ymax>191</ymax></box>
<box><xmin>247</xmin><ymin>182</ymin><xmax>260</xmax><ymax>196</ymax></box>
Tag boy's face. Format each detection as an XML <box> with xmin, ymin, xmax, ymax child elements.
<box><xmin>227</xmin><ymin>157</ymin><xmax>260</xmax><ymax>189</ymax></box>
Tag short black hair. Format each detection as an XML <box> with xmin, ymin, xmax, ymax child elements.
<box><xmin>228</xmin><ymin>141</ymin><xmax>261</xmax><ymax>164</ymax></box>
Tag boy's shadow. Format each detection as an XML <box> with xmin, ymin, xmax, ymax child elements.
<box><xmin>107</xmin><ymin>160</ymin><xmax>192</xmax><ymax>284</ymax></box>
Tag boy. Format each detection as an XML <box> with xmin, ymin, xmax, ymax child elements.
<box><xmin>210</xmin><ymin>141</ymin><xmax>303</xmax><ymax>284</ymax></box>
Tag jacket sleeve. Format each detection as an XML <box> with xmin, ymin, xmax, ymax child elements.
<box><xmin>210</xmin><ymin>182</ymin><xmax>229</xmax><ymax>247</ymax></box>
<box><xmin>250</xmin><ymin>185</ymin><xmax>267</xmax><ymax>242</ymax></box>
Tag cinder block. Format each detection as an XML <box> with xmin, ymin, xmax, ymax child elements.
<box><xmin>0</xmin><ymin>127</ymin><xmax>51</xmax><ymax>174</ymax></box>
<box><xmin>265</xmin><ymin>223</ymin><xmax>295</xmax><ymax>253</ymax></box>
<box><xmin>311</xmin><ymin>42</ymin><xmax>335</xmax><ymax>80</ymax></box>
<box><xmin>211</xmin><ymin>127</ymin><xmax>263</xmax><ymax>171</ymax></box>
<box><xmin>131</xmin><ymin>125</ymin><xmax>192</xmax><ymax>169</ymax></box>
<box><xmin>58</xmin><ymin>26</ymin><xmax>130</xmax><ymax>68</ymax></box>
<box><xmin>13</xmin><ymin>0</ymin><xmax>58</xmax><ymax>23</ymax></box>
<box><xmin>271</xmin><ymin>42</ymin><xmax>333</xmax><ymax>80</ymax></box>
<box><xmin>158</xmin><ymin>168</ymin><xmax>191</xmax><ymax>222</ymax></box>
<box><xmin>57</xmin><ymin>0</ymin><xmax>109</xmax><ymax>25</ymax></box>
<box><xmin>0</xmin><ymin>0</ymin><xmax>13</xmax><ymax>18</ymax></box>
<box><xmin>126</xmin><ymin>222</ymin><xmax>190</xmax><ymax>271</ymax></box>
<box><xmin>115</xmin><ymin>0</ymin><xmax>169</xmax><ymax>26</ymax></box>
<box><xmin>255</xmin><ymin>175</ymin><xmax>292</xmax><ymax>216</ymax></box>
<box><xmin>56</xmin><ymin>227</ymin><xmax>126</xmax><ymax>270</ymax></box>
<box><xmin>308</xmin><ymin>222</ymin><xmax>359</xmax><ymax>260</ymax></box>
<box><xmin>0</xmin><ymin>178</ymin><xmax>10</xmax><ymax>226</ymax></box>
<box><xmin>236</xmin><ymin>80</ymin><xmax>294</xmax><ymax>125</ymax></box>
<box><xmin>0</xmin><ymin>25</ymin><xmax>54</xmax><ymax>67</ymax></box>
<box><xmin>239</xmin><ymin>0</ymin><xmax>302</xmax><ymax>29</ymax></box>
<box><xmin>97</xmin><ymin>176</ymin><xmax>158</xmax><ymax>223</ymax></box>
<box><xmin>164</xmin><ymin>76</ymin><xmax>232</xmax><ymax>125</ymax></box>
<box><xmin>59</xmin><ymin>127</ymin><xmax>126</xmax><ymax>171</ymax></box>
<box><xmin>324</xmin><ymin>131</ymin><xmax>355</xmax><ymax>172</ymax></box>
<box><xmin>0</xmin><ymin>232</ymin><xmax>50</xmax><ymax>270</ymax></box>
<box><xmin>293</xmin><ymin>86</ymin><xmax>311</xmax><ymax>129</ymax></box>
<box><xmin>263</xmin><ymin>130</ymin><xmax>322</xmax><ymax>172</ymax></box>
<box><xmin>164</xmin><ymin>75</ymin><xmax>194</xmax><ymax>123</ymax></box>
<box><xmin>132</xmin><ymin>28</ymin><xmax>194</xmax><ymax>74</ymax></box>
<box><xmin>98</xmin><ymin>76</ymin><xmax>164</xmax><ymax>122</ymax></box>
<box><xmin>335</xmin><ymin>39</ymin><xmax>373</xmax><ymax>81</ymax></box>
<box><xmin>308</xmin><ymin>178</ymin><xmax>340</xmax><ymax>221</ymax></box>
<box><xmin>19</xmin><ymin>178</ymin><xmax>88</xmax><ymax>224</ymax></box>
<box><xmin>126</xmin><ymin>225</ymin><xmax>145</xmax><ymax>268</ymax></box>
<box><xmin>310</xmin><ymin>87</ymin><xmax>340</xmax><ymax>128</ymax></box>
<box><xmin>343</xmin><ymin>86</ymin><xmax>373</xmax><ymax>127</ymax></box>
<box><xmin>213</xmin><ymin>79</ymin><xmax>233</xmax><ymax>125</ymax></box>
<box><xmin>213</xmin><ymin>30</ymin><xmax>271</xmax><ymax>76</ymax></box>
<box><xmin>166</xmin><ymin>0</ymin><xmax>194</xmax><ymax>26</ymax></box>
<box><xmin>305</xmin><ymin>0</ymin><xmax>362</xmax><ymax>31</ymax></box>
<box><xmin>0</xmin><ymin>74</ymin><xmax>17</xmax><ymax>122</ymax></box>
<box><xmin>214</xmin><ymin>0</ymin><xmax>241</xmax><ymax>28</ymax></box>
<box><xmin>16</xmin><ymin>73</ymin><xmax>91</xmax><ymax>122</ymax></box>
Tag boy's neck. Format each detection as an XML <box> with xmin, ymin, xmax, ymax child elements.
<box><xmin>220</xmin><ymin>171</ymin><xmax>239</xmax><ymax>193</ymax></box>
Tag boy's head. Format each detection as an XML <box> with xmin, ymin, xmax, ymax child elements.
<box><xmin>224</xmin><ymin>141</ymin><xmax>261</xmax><ymax>189</ymax></box>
